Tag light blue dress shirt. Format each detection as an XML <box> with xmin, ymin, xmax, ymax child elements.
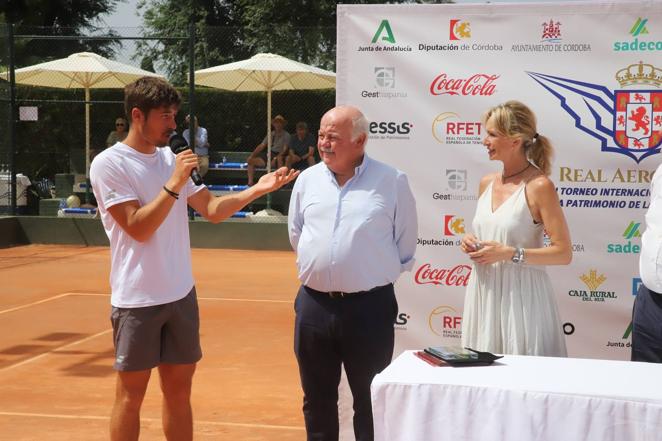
<box><xmin>288</xmin><ymin>154</ymin><xmax>418</xmax><ymax>293</ymax></box>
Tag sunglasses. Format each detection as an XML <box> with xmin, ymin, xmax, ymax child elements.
<box><xmin>116</xmin><ymin>123</ymin><xmax>125</xmax><ymax>126</ymax></box>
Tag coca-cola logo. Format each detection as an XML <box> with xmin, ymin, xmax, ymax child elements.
<box><xmin>414</xmin><ymin>263</ymin><xmax>472</xmax><ymax>287</ymax></box>
<box><xmin>429</xmin><ymin>73</ymin><xmax>499</xmax><ymax>96</ymax></box>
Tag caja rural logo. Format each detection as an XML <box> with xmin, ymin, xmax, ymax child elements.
<box><xmin>568</xmin><ymin>270</ymin><xmax>617</xmax><ymax>303</ymax></box>
<box><xmin>529</xmin><ymin>61</ymin><xmax>662</xmax><ymax>163</ymax></box>
<box><xmin>432</xmin><ymin>112</ymin><xmax>483</xmax><ymax>145</ymax></box>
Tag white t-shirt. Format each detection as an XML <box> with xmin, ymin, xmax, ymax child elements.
<box><xmin>90</xmin><ymin>142</ymin><xmax>205</xmax><ymax>308</ymax></box>
<box><xmin>640</xmin><ymin>162</ymin><xmax>662</xmax><ymax>294</ymax></box>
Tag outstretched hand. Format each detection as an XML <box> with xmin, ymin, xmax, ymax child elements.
<box><xmin>254</xmin><ymin>167</ymin><xmax>299</xmax><ymax>193</ymax></box>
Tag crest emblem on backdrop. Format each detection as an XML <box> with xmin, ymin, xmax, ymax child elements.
<box><xmin>528</xmin><ymin>61</ymin><xmax>662</xmax><ymax>163</ymax></box>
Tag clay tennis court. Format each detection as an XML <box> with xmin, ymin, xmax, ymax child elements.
<box><xmin>0</xmin><ymin>244</ymin><xmax>304</xmax><ymax>440</ymax></box>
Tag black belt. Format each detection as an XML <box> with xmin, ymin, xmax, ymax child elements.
<box><xmin>306</xmin><ymin>284</ymin><xmax>391</xmax><ymax>299</ymax></box>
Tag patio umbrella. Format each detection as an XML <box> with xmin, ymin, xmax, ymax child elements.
<box><xmin>2</xmin><ymin>52</ymin><xmax>163</xmax><ymax>199</ymax></box>
<box><xmin>195</xmin><ymin>53</ymin><xmax>335</xmax><ymax>207</ymax></box>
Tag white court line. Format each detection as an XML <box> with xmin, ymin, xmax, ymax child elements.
<box><xmin>67</xmin><ymin>292</ymin><xmax>292</xmax><ymax>304</ymax></box>
<box><xmin>0</xmin><ymin>293</ymin><xmax>72</xmax><ymax>315</ymax></box>
<box><xmin>0</xmin><ymin>292</ymin><xmax>290</xmax><ymax>371</ymax></box>
<box><xmin>0</xmin><ymin>411</ymin><xmax>305</xmax><ymax>431</ymax></box>
<box><xmin>0</xmin><ymin>329</ymin><xmax>112</xmax><ymax>373</ymax></box>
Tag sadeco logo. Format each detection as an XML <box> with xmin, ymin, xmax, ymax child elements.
<box><xmin>607</xmin><ymin>221</ymin><xmax>641</xmax><ymax>253</ymax></box>
<box><xmin>614</xmin><ymin>18</ymin><xmax>662</xmax><ymax>52</ymax></box>
<box><xmin>369</xmin><ymin>121</ymin><xmax>412</xmax><ymax>135</ymax></box>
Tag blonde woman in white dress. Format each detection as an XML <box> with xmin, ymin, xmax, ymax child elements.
<box><xmin>460</xmin><ymin>101</ymin><xmax>571</xmax><ymax>357</ymax></box>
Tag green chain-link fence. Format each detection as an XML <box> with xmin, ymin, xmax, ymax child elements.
<box><xmin>1</xmin><ymin>24</ymin><xmax>335</xmax><ymax>219</ymax></box>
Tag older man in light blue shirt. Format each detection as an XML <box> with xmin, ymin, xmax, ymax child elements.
<box><xmin>288</xmin><ymin>105</ymin><xmax>417</xmax><ymax>441</ymax></box>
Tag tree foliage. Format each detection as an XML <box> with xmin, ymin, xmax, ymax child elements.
<box><xmin>0</xmin><ymin>0</ymin><xmax>123</xmax><ymax>67</ymax></box>
<box><xmin>136</xmin><ymin>0</ymin><xmax>452</xmax><ymax>85</ymax></box>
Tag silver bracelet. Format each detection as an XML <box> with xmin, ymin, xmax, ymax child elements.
<box><xmin>511</xmin><ymin>247</ymin><xmax>525</xmax><ymax>264</ymax></box>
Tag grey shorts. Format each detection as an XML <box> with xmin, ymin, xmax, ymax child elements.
<box><xmin>110</xmin><ymin>287</ymin><xmax>202</xmax><ymax>371</ymax></box>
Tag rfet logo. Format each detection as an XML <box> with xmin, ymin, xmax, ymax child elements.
<box><xmin>414</xmin><ymin>263</ymin><xmax>471</xmax><ymax>287</ymax></box>
<box><xmin>444</xmin><ymin>215</ymin><xmax>465</xmax><ymax>236</ymax></box>
<box><xmin>432</xmin><ymin>112</ymin><xmax>483</xmax><ymax>145</ymax></box>
<box><xmin>430</xmin><ymin>73</ymin><xmax>499</xmax><ymax>96</ymax></box>
<box><xmin>428</xmin><ymin>305</ymin><xmax>462</xmax><ymax>338</ymax></box>
<box><xmin>449</xmin><ymin>19</ymin><xmax>471</xmax><ymax>40</ymax></box>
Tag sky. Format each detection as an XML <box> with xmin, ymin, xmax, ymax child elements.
<box><xmin>101</xmin><ymin>0</ymin><xmax>141</xmax><ymax>30</ymax></box>
<box><xmin>99</xmin><ymin>0</ymin><xmax>142</xmax><ymax>66</ymax></box>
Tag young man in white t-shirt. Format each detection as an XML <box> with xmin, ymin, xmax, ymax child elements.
<box><xmin>90</xmin><ymin>77</ymin><xmax>298</xmax><ymax>441</ymax></box>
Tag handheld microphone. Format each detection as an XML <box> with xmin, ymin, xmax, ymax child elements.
<box><xmin>169</xmin><ymin>133</ymin><xmax>203</xmax><ymax>186</ymax></box>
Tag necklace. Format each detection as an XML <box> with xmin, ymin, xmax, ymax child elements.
<box><xmin>502</xmin><ymin>162</ymin><xmax>531</xmax><ymax>181</ymax></box>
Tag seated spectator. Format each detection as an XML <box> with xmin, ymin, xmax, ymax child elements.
<box><xmin>286</xmin><ymin>121</ymin><xmax>316</xmax><ymax>170</ymax></box>
<box><xmin>106</xmin><ymin>117</ymin><xmax>128</xmax><ymax>147</ymax></box>
<box><xmin>247</xmin><ymin>114</ymin><xmax>291</xmax><ymax>186</ymax></box>
<box><xmin>183</xmin><ymin>115</ymin><xmax>210</xmax><ymax>177</ymax></box>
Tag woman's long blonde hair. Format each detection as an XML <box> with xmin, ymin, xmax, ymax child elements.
<box><xmin>484</xmin><ymin>100</ymin><xmax>553</xmax><ymax>176</ymax></box>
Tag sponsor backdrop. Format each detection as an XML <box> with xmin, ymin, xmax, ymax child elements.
<box><xmin>337</xmin><ymin>1</ymin><xmax>662</xmax><ymax>361</ymax></box>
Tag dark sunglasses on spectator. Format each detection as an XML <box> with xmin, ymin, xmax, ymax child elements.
<box><xmin>116</xmin><ymin>123</ymin><xmax>125</xmax><ymax>126</ymax></box>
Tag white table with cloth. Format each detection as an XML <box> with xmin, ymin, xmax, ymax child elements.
<box><xmin>371</xmin><ymin>350</ymin><xmax>662</xmax><ymax>441</ymax></box>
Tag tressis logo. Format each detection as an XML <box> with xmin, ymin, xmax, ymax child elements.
<box><xmin>529</xmin><ymin>61</ymin><xmax>662</xmax><ymax>163</ymax></box>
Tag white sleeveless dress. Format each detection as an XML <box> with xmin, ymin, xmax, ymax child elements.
<box><xmin>461</xmin><ymin>180</ymin><xmax>567</xmax><ymax>356</ymax></box>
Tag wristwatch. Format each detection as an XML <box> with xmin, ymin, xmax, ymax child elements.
<box><xmin>511</xmin><ymin>247</ymin><xmax>525</xmax><ymax>264</ymax></box>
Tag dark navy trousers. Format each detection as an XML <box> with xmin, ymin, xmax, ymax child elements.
<box><xmin>294</xmin><ymin>284</ymin><xmax>398</xmax><ymax>441</ymax></box>
<box><xmin>632</xmin><ymin>283</ymin><xmax>662</xmax><ymax>363</ymax></box>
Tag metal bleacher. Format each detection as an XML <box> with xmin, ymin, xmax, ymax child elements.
<box><xmin>58</xmin><ymin>151</ymin><xmax>292</xmax><ymax>220</ymax></box>
<box><xmin>205</xmin><ymin>151</ymin><xmax>292</xmax><ymax>216</ymax></box>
